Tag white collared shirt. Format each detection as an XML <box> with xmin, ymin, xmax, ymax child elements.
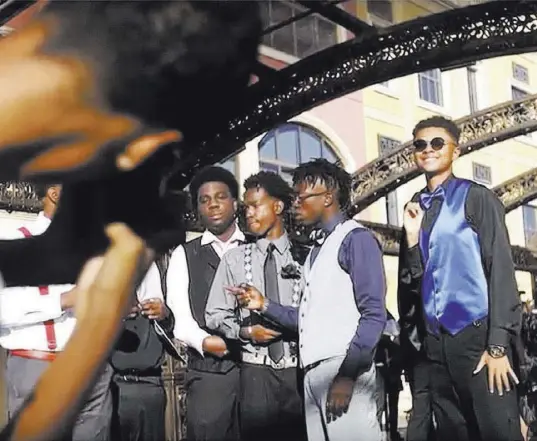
<box><xmin>166</xmin><ymin>226</ymin><xmax>244</xmax><ymax>355</ymax></box>
<box><xmin>0</xmin><ymin>212</ymin><xmax>163</xmax><ymax>352</ymax></box>
<box><xmin>0</xmin><ymin>212</ymin><xmax>75</xmax><ymax>352</ymax></box>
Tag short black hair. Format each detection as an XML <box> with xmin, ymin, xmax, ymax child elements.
<box><xmin>412</xmin><ymin>116</ymin><xmax>461</xmax><ymax>144</ymax></box>
<box><xmin>34</xmin><ymin>183</ymin><xmax>60</xmax><ymax>199</ymax></box>
<box><xmin>244</xmin><ymin>171</ymin><xmax>293</xmax><ymax>211</ymax></box>
<box><xmin>41</xmin><ymin>1</ymin><xmax>261</xmax><ymax>140</ymax></box>
<box><xmin>189</xmin><ymin>166</ymin><xmax>238</xmax><ymax>208</ymax></box>
<box><xmin>293</xmin><ymin>159</ymin><xmax>351</xmax><ymax>209</ymax></box>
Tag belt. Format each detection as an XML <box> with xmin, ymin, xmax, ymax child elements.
<box><xmin>9</xmin><ymin>349</ymin><xmax>58</xmax><ymax>362</ymax></box>
<box><xmin>242</xmin><ymin>352</ymin><xmax>297</xmax><ymax>370</ymax></box>
<box><xmin>113</xmin><ymin>367</ymin><xmax>162</xmax><ymax>383</ymax></box>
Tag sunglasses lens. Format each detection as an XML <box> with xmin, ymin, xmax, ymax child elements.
<box><xmin>430</xmin><ymin>137</ymin><xmax>445</xmax><ymax>150</ymax></box>
<box><xmin>413</xmin><ymin>140</ymin><xmax>428</xmax><ymax>151</ymax></box>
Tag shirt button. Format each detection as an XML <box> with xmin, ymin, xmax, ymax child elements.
<box><xmin>300</xmin><ymin>344</ymin><xmax>303</xmax><ymax>348</ymax></box>
<box><xmin>301</xmin><ymin>313</ymin><xmax>304</xmax><ymax>317</ymax></box>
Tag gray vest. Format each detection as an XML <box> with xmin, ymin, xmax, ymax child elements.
<box><xmin>299</xmin><ymin>220</ymin><xmax>363</xmax><ymax>368</ymax></box>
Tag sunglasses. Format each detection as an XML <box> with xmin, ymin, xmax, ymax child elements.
<box><xmin>413</xmin><ymin>137</ymin><xmax>449</xmax><ymax>152</ymax></box>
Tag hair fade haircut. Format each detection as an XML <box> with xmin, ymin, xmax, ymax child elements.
<box><xmin>412</xmin><ymin>116</ymin><xmax>461</xmax><ymax>144</ymax></box>
<box><xmin>244</xmin><ymin>171</ymin><xmax>293</xmax><ymax>211</ymax></box>
<box><xmin>292</xmin><ymin>158</ymin><xmax>351</xmax><ymax>209</ymax></box>
<box><xmin>189</xmin><ymin>166</ymin><xmax>239</xmax><ymax>209</ymax></box>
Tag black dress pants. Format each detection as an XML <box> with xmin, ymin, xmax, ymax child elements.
<box><xmin>111</xmin><ymin>375</ymin><xmax>166</xmax><ymax>441</ymax></box>
<box><xmin>240</xmin><ymin>363</ymin><xmax>306</xmax><ymax>441</ymax></box>
<box><xmin>425</xmin><ymin>320</ymin><xmax>522</xmax><ymax>441</ymax></box>
<box><xmin>185</xmin><ymin>366</ymin><xmax>240</xmax><ymax>441</ymax></box>
<box><xmin>406</xmin><ymin>354</ymin><xmax>436</xmax><ymax>441</ymax></box>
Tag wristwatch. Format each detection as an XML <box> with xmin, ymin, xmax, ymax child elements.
<box><xmin>487</xmin><ymin>345</ymin><xmax>506</xmax><ymax>359</ymax></box>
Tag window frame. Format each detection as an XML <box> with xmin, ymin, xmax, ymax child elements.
<box><xmin>418</xmin><ymin>69</ymin><xmax>444</xmax><ymax>107</ymax></box>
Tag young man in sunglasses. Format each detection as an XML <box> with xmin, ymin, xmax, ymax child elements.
<box><xmin>398</xmin><ymin>116</ymin><xmax>523</xmax><ymax>441</ymax></box>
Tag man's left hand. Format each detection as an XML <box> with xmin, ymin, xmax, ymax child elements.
<box><xmin>140</xmin><ymin>298</ymin><xmax>168</xmax><ymax>321</ymax></box>
<box><xmin>326</xmin><ymin>375</ymin><xmax>355</xmax><ymax>423</ymax></box>
<box><xmin>474</xmin><ymin>351</ymin><xmax>519</xmax><ymax>395</ymax></box>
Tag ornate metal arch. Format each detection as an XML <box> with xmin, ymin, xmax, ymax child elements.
<box><xmin>496</xmin><ymin>167</ymin><xmax>537</xmax><ymax>213</ymax></box>
<box><xmin>184</xmin><ymin>1</ymin><xmax>537</xmax><ymax>175</ymax></box>
<box><xmin>364</xmin><ymin>221</ymin><xmax>537</xmax><ymax>273</ymax></box>
<box><xmin>350</xmin><ymin>93</ymin><xmax>537</xmax><ymax>214</ymax></box>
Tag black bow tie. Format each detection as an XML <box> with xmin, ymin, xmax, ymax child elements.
<box><xmin>309</xmin><ymin>229</ymin><xmax>326</xmax><ymax>246</ymax></box>
<box><xmin>419</xmin><ymin>186</ymin><xmax>445</xmax><ymax>211</ymax></box>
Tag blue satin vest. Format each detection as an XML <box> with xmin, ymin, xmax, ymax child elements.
<box><xmin>419</xmin><ymin>178</ymin><xmax>488</xmax><ymax>335</ymax></box>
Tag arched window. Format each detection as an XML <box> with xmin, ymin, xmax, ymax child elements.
<box><xmin>259</xmin><ymin>123</ymin><xmax>338</xmax><ymax>182</ymax></box>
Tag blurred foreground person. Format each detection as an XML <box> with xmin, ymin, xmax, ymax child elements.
<box><xmin>0</xmin><ymin>0</ymin><xmax>261</xmax><ymax>288</ymax></box>
<box><xmin>2</xmin><ymin>223</ymin><xmax>150</xmax><ymax>441</ymax></box>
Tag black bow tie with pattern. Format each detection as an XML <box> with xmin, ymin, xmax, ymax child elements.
<box><xmin>309</xmin><ymin>229</ymin><xmax>327</xmax><ymax>246</ymax></box>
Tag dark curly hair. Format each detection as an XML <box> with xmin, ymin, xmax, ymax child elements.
<box><xmin>41</xmin><ymin>1</ymin><xmax>261</xmax><ymax>140</ymax></box>
<box><xmin>412</xmin><ymin>116</ymin><xmax>461</xmax><ymax>144</ymax></box>
<box><xmin>189</xmin><ymin>166</ymin><xmax>239</xmax><ymax>210</ymax></box>
<box><xmin>292</xmin><ymin>158</ymin><xmax>351</xmax><ymax>209</ymax></box>
<box><xmin>244</xmin><ymin>171</ymin><xmax>293</xmax><ymax>211</ymax></box>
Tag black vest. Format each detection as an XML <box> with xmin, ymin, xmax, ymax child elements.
<box><xmin>109</xmin><ymin>314</ymin><xmax>164</xmax><ymax>373</ymax></box>
<box><xmin>183</xmin><ymin>237</ymin><xmax>239</xmax><ymax>373</ymax></box>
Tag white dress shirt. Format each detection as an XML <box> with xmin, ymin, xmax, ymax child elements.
<box><xmin>0</xmin><ymin>212</ymin><xmax>74</xmax><ymax>352</ymax></box>
<box><xmin>137</xmin><ymin>262</ymin><xmax>164</xmax><ymax>303</ymax></box>
<box><xmin>166</xmin><ymin>226</ymin><xmax>244</xmax><ymax>356</ymax></box>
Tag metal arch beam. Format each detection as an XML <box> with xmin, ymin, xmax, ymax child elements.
<box><xmin>349</xmin><ymin>93</ymin><xmax>537</xmax><ymax>215</ymax></box>
<box><xmin>363</xmin><ymin>221</ymin><xmax>537</xmax><ymax>273</ymax></box>
<box><xmin>186</xmin><ymin>1</ymin><xmax>537</xmax><ymax>174</ymax></box>
<box><xmin>496</xmin><ymin>167</ymin><xmax>537</xmax><ymax>213</ymax></box>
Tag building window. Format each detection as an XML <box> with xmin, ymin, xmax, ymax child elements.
<box><xmin>513</xmin><ymin>63</ymin><xmax>530</xmax><ymax>84</ymax></box>
<box><xmin>472</xmin><ymin>162</ymin><xmax>492</xmax><ymax>185</ymax></box>
<box><xmin>259</xmin><ymin>123</ymin><xmax>338</xmax><ymax>182</ymax></box>
<box><xmin>378</xmin><ymin>135</ymin><xmax>400</xmax><ymax>225</ymax></box>
<box><xmin>260</xmin><ymin>1</ymin><xmax>338</xmax><ymax>58</ymax></box>
<box><xmin>418</xmin><ymin>69</ymin><xmax>443</xmax><ymax>106</ymax></box>
<box><xmin>523</xmin><ymin>205</ymin><xmax>537</xmax><ymax>250</ymax></box>
<box><xmin>366</xmin><ymin>0</ymin><xmax>393</xmax><ymax>23</ymax></box>
<box><xmin>467</xmin><ymin>67</ymin><xmax>478</xmax><ymax>113</ymax></box>
<box><xmin>378</xmin><ymin>135</ymin><xmax>401</xmax><ymax>157</ymax></box>
<box><xmin>512</xmin><ymin>86</ymin><xmax>528</xmax><ymax>101</ymax></box>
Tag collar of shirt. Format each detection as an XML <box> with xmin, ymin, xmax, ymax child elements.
<box><xmin>420</xmin><ymin>173</ymin><xmax>455</xmax><ymax>195</ymax></box>
<box><xmin>200</xmin><ymin>226</ymin><xmax>245</xmax><ymax>258</ymax></box>
<box><xmin>321</xmin><ymin>211</ymin><xmax>346</xmax><ymax>235</ymax></box>
<box><xmin>256</xmin><ymin>232</ymin><xmax>290</xmax><ymax>255</ymax></box>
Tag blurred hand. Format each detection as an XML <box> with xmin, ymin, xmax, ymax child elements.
<box><xmin>202</xmin><ymin>335</ymin><xmax>229</xmax><ymax>358</ymax></box>
<box><xmin>403</xmin><ymin>202</ymin><xmax>424</xmax><ymax>247</ymax></box>
<box><xmin>248</xmin><ymin>324</ymin><xmax>281</xmax><ymax>344</ymax></box>
<box><xmin>226</xmin><ymin>285</ymin><xmax>265</xmax><ymax>311</ymax></box>
<box><xmin>140</xmin><ymin>298</ymin><xmax>167</xmax><ymax>320</ymax></box>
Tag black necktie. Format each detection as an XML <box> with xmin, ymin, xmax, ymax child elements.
<box><xmin>265</xmin><ymin>243</ymin><xmax>284</xmax><ymax>363</ymax></box>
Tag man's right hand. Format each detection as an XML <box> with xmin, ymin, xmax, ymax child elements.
<box><xmin>202</xmin><ymin>335</ymin><xmax>229</xmax><ymax>358</ymax></box>
<box><xmin>403</xmin><ymin>202</ymin><xmax>424</xmax><ymax>247</ymax></box>
<box><xmin>246</xmin><ymin>324</ymin><xmax>281</xmax><ymax>344</ymax></box>
<box><xmin>226</xmin><ymin>285</ymin><xmax>265</xmax><ymax>311</ymax></box>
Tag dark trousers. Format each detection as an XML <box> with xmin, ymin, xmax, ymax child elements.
<box><xmin>240</xmin><ymin>363</ymin><xmax>306</xmax><ymax>441</ymax></box>
<box><xmin>6</xmin><ymin>354</ymin><xmax>113</xmax><ymax>441</ymax></box>
<box><xmin>185</xmin><ymin>366</ymin><xmax>240</xmax><ymax>441</ymax></box>
<box><xmin>425</xmin><ymin>320</ymin><xmax>522</xmax><ymax>441</ymax></box>
<box><xmin>376</xmin><ymin>366</ymin><xmax>402</xmax><ymax>438</ymax></box>
<box><xmin>111</xmin><ymin>376</ymin><xmax>166</xmax><ymax>441</ymax></box>
<box><xmin>406</xmin><ymin>355</ymin><xmax>436</xmax><ymax>441</ymax></box>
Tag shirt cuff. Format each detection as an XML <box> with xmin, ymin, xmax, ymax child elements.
<box><xmin>488</xmin><ymin>327</ymin><xmax>510</xmax><ymax>348</ymax></box>
<box><xmin>175</xmin><ymin>326</ymin><xmax>210</xmax><ymax>357</ymax></box>
<box><xmin>407</xmin><ymin>245</ymin><xmax>423</xmax><ymax>279</ymax></box>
